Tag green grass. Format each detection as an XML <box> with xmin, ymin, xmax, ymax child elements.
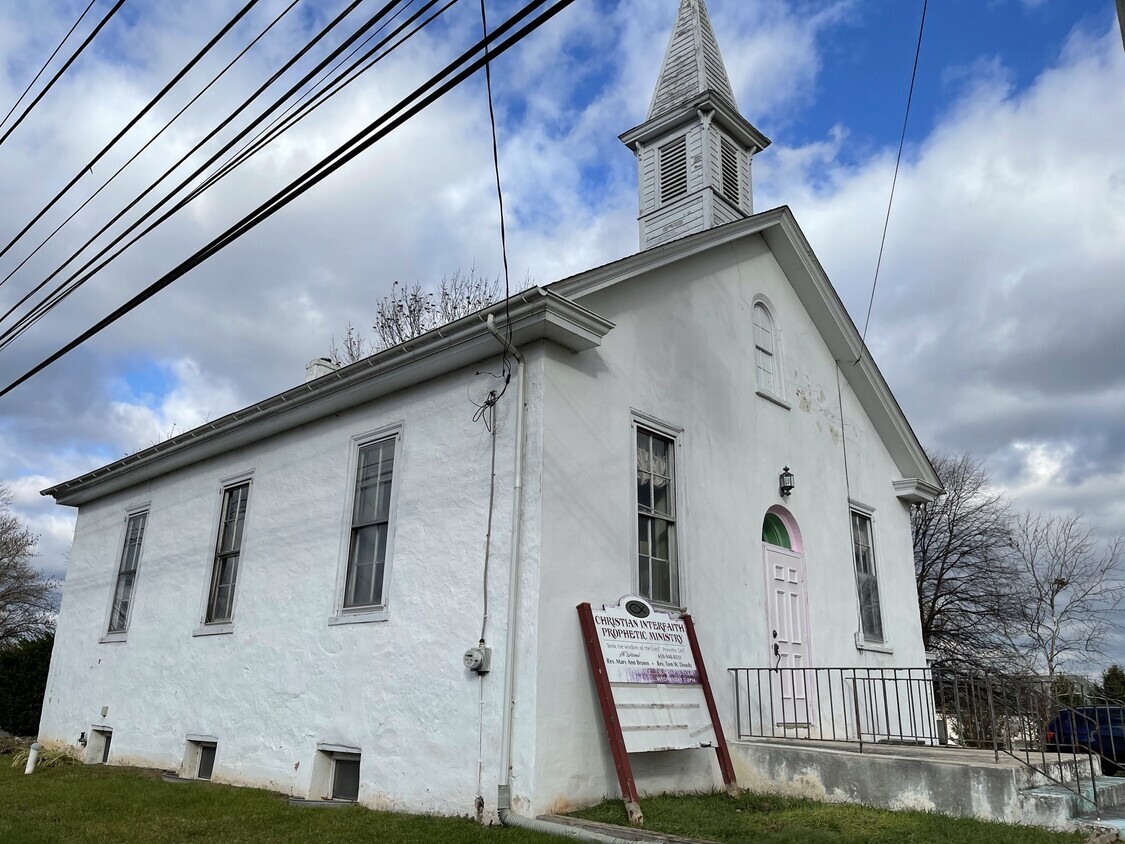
<box><xmin>573</xmin><ymin>791</ymin><xmax>1088</xmax><ymax>843</ymax></box>
<box><xmin>0</xmin><ymin>758</ymin><xmax>1089</xmax><ymax>843</ymax></box>
<box><xmin>0</xmin><ymin>762</ymin><xmax>556</xmax><ymax>844</ymax></box>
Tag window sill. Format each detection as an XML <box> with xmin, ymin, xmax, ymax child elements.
<box><xmin>193</xmin><ymin>624</ymin><xmax>234</xmax><ymax>638</ymax></box>
<box><xmin>328</xmin><ymin>609</ymin><xmax>389</xmax><ymax>626</ymax></box>
<box><xmin>854</xmin><ymin>633</ymin><xmax>893</xmax><ymax>654</ymax></box>
<box><xmin>756</xmin><ymin>390</ymin><xmax>790</xmax><ymax>410</ymax></box>
<box><xmin>98</xmin><ymin>633</ymin><xmax>128</xmax><ymax>644</ymax></box>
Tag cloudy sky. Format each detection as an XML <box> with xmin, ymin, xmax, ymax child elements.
<box><xmin>0</xmin><ymin>0</ymin><xmax>1122</xmax><ymax>620</ymax></box>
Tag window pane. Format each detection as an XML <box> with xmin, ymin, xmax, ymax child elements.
<box><xmin>345</xmin><ymin>525</ymin><xmax>387</xmax><ymax>608</ymax></box>
<box><xmin>653</xmin><ymin>475</ymin><xmax>671</xmax><ymax>517</ymax></box>
<box><xmin>108</xmin><ymin>571</ymin><xmax>135</xmax><ymax>633</ymax></box>
<box><xmin>207</xmin><ymin>554</ymin><xmax>238</xmax><ymax>622</ymax></box>
<box><xmin>638</xmin><ymin>517</ymin><xmax>650</xmax><ymax>557</ymax></box>
<box><xmin>220</xmin><ymin>485</ymin><xmax>248</xmax><ymax>554</ymax></box>
<box><xmin>653</xmin><ymin>519</ymin><xmax>670</xmax><ymax>561</ymax></box>
<box><xmin>332</xmin><ymin>758</ymin><xmax>361</xmax><ymax>801</ymax></box>
<box><xmin>859</xmin><ymin>572</ymin><xmax>884</xmax><ymax>642</ymax></box>
<box><xmin>638</xmin><ymin>555</ymin><xmax>650</xmax><ymax>597</ymax></box>
<box><xmin>355</xmin><ymin>442</ymin><xmax>394</xmax><ymax>524</ymax></box>
<box><xmin>197</xmin><ymin>745</ymin><xmax>216</xmax><ymax>780</ymax></box>
<box><xmin>651</xmin><ymin>558</ymin><xmax>672</xmax><ymax>604</ymax></box>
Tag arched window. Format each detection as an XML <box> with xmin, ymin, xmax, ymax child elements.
<box><xmin>762</xmin><ymin>513</ymin><xmax>791</xmax><ymax>549</ymax></box>
<box><xmin>753</xmin><ymin>302</ymin><xmax>779</xmax><ymax>396</ymax></box>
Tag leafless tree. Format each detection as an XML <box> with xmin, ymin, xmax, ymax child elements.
<box><xmin>329</xmin><ymin>267</ymin><xmax>510</xmax><ymax>365</ymax></box>
<box><xmin>0</xmin><ymin>483</ymin><xmax>55</xmax><ymax>647</ymax></box>
<box><xmin>1006</xmin><ymin>511</ymin><xmax>1124</xmax><ymax>676</ymax></box>
<box><xmin>913</xmin><ymin>454</ymin><xmax>1025</xmax><ymax>668</ymax></box>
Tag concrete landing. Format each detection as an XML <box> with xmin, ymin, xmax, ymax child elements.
<box><xmin>729</xmin><ymin>738</ymin><xmax>1115</xmax><ymax>833</ymax></box>
<box><xmin>1075</xmin><ymin>808</ymin><xmax>1125</xmax><ymax>842</ymax></box>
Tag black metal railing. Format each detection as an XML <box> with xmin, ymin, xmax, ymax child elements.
<box><xmin>728</xmin><ymin>666</ymin><xmax>1125</xmax><ymax>817</ymax></box>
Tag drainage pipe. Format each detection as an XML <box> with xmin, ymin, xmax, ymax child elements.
<box><xmin>497</xmin><ymin>794</ymin><xmax>637</xmax><ymax>844</ymax></box>
<box><xmin>24</xmin><ymin>742</ymin><xmax>42</xmax><ymax>774</ymax></box>
<box><xmin>485</xmin><ymin>314</ymin><xmax>526</xmax><ymax>793</ymax></box>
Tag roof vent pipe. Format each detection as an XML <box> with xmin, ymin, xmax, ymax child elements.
<box><xmin>305</xmin><ymin>357</ymin><xmax>338</xmax><ymax>383</ymax></box>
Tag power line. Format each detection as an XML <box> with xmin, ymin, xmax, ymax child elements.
<box><xmin>0</xmin><ymin>0</ymin><xmax>401</xmax><ymax>346</ymax></box>
<box><xmin>0</xmin><ymin>0</ymin><xmax>577</xmax><ymax>400</ymax></box>
<box><xmin>859</xmin><ymin>0</ymin><xmax>929</xmax><ymax>347</ymax></box>
<box><xmin>0</xmin><ymin>0</ymin><xmax>97</xmax><ymax>132</ymax></box>
<box><xmin>0</xmin><ymin>0</ymin><xmax>301</xmax><ymax>306</ymax></box>
<box><xmin>193</xmin><ymin>0</ymin><xmax>456</xmax><ymax>201</ymax></box>
<box><xmin>0</xmin><ymin>0</ymin><xmax>129</xmax><ymax>150</ymax></box>
<box><xmin>0</xmin><ymin>0</ymin><xmax>269</xmax><ymax>274</ymax></box>
<box><xmin>480</xmin><ymin>0</ymin><xmax>514</xmax><ymax>391</ymax></box>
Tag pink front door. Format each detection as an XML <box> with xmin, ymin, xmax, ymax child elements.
<box><xmin>765</xmin><ymin>544</ymin><xmax>812</xmax><ymax>728</ymax></box>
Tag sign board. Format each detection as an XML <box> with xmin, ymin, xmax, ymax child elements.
<box><xmin>590</xmin><ymin>598</ymin><xmax>716</xmax><ymax>752</ymax></box>
<box><xmin>578</xmin><ymin>596</ymin><xmax>737</xmax><ymax>825</ymax></box>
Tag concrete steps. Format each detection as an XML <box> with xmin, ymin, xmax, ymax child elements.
<box><xmin>1019</xmin><ymin>778</ymin><xmax>1125</xmax><ymax>838</ymax></box>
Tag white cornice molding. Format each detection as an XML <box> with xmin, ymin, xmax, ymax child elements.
<box><xmin>42</xmin><ymin>291</ymin><xmax>614</xmax><ymax>506</ymax></box>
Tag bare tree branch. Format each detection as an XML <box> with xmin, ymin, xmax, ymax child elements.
<box><xmin>1006</xmin><ymin>511</ymin><xmax>1124</xmax><ymax>676</ymax></box>
<box><xmin>913</xmin><ymin>453</ymin><xmax>1024</xmax><ymax>669</ymax></box>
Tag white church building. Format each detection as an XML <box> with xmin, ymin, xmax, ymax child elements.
<box><xmin>39</xmin><ymin>0</ymin><xmax>940</xmax><ymax>820</ymax></box>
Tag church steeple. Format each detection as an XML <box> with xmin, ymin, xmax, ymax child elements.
<box><xmin>648</xmin><ymin>0</ymin><xmax>737</xmax><ymax>119</ymax></box>
<box><xmin>621</xmin><ymin>0</ymin><xmax>771</xmax><ymax>252</ymax></box>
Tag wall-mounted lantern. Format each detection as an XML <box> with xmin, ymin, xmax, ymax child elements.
<box><xmin>779</xmin><ymin>467</ymin><xmax>795</xmax><ymax>498</ymax></box>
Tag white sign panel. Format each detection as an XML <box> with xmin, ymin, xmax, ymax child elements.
<box><xmin>591</xmin><ymin>596</ymin><xmax>718</xmax><ymax>754</ymax></box>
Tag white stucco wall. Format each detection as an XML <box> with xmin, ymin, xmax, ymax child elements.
<box><xmin>529</xmin><ymin>233</ymin><xmax>928</xmax><ymax>814</ymax></box>
<box><xmin>39</xmin><ymin>351</ymin><xmax>548</xmax><ymax>818</ymax></box>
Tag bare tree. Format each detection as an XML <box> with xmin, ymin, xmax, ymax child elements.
<box><xmin>913</xmin><ymin>454</ymin><xmax>1024</xmax><ymax>668</ymax></box>
<box><xmin>0</xmin><ymin>484</ymin><xmax>55</xmax><ymax>647</ymax></box>
<box><xmin>329</xmin><ymin>268</ymin><xmax>509</xmax><ymax>365</ymax></box>
<box><xmin>1006</xmin><ymin>511</ymin><xmax>1124</xmax><ymax>676</ymax></box>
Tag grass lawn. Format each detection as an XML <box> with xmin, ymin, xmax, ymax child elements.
<box><xmin>574</xmin><ymin>792</ymin><xmax>1088</xmax><ymax>844</ymax></box>
<box><xmin>0</xmin><ymin>761</ymin><xmax>556</xmax><ymax>844</ymax></box>
<box><xmin>0</xmin><ymin>757</ymin><xmax>1089</xmax><ymax>843</ymax></box>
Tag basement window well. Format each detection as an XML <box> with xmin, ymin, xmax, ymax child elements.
<box><xmin>85</xmin><ymin>726</ymin><xmax>112</xmax><ymax>765</ymax></box>
<box><xmin>184</xmin><ymin>735</ymin><xmax>218</xmax><ymax>780</ymax></box>
<box><xmin>312</xmin><ymin>743</ymin><xmax>362</xmax><ymax>802</ymax></box>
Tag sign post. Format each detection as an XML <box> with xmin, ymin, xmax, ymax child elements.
<box><xmin>577</xmin><ymin>596</ymin><xmax>738</xmax><ymax>826</ymax></box>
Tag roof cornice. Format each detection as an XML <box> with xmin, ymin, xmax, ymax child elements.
<box><xmin>42</xmin><ymin>290</ymin><xmax>614</xmax><ymax>506</ymax></box>
<box><xmin>621</xmin><ymin>91</ymin><xmax>771</xmax><ymax>153</ymax></box>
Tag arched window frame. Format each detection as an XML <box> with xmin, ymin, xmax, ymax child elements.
<box><xmin>752</xmin><ymin>299</ymin><xmax>786</xmax><ymax>402</ymax></box>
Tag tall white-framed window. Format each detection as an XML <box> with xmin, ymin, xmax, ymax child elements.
<box><xmin>658</xmin><ymin>134</ymin><xmax>688</xmax><ymax>204</ymax></box>
<box><xmin>105</xmin><ymin>509</ymin><xmax>147</xmax><ymax>638</ymax></box>
<box><xmin>338</xmin><ymin>433</ymin><xmax>399</xmax><ymax>616</ymax></box>
<box><xmin>205</xmin><ymin>481</ymin><xmax>251</xmax><ymax>625</ymax></box>
<box><xmin>635</xmin><ymin>419</ymin><xmax>681</xmax><ymax>607</ymax></box>
<box><xmin>753</xmin><ymin>302</ymin><xmax>782</xmax><ymax>398</ymax></box>
<box><xmin>851</xmin><ymin>508</ymin><xmax>885</xmax><ymax>644</ymax></box>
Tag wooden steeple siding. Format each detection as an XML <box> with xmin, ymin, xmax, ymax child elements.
<box><xmin>622</xmin><ymin>0</ymin><xmax>772</xmax><ymax>252</ymax></box>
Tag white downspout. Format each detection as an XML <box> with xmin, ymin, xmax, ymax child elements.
<box><xmin>486</xmin><ymin>315</ymin><xmax>526</xmax><ymax>798</ymax></box>
<box><xmin>485</xmin><ymin>317</ymin><xmax>641</xmax><ymax>844</ymax></box>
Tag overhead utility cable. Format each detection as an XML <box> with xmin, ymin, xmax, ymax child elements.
<box><xmin>0</xmin><ymin>0</ymin><xmax>97</xmax><ymax>133</ymax></box>
<box><xmin>0</xmin><ymin>0</ymin><xmax>129</xmax><ymax>150</ymax></box>
<box><xmin>0</xmin><ymin>0</ymin><xmax>300</xmax><ymax>301</ymax></box>
<box><xmin>0</xmin><ymin>0</ymin><xmax>404</xmax><ymax>343</ymax></box>
<box><xmin>859</xmin><ymin>0</ymin><xmax>928</xmax><ymax>348</ymax></box>
<box><xmin>0</xmin><ymin>0</ymin><xmax>578</xmax><ymax>399</ymax></box>
<box><xmin>193</xmin><ymin>0</ymin><xmax>456</xmax><ymax>200</ymax></box>
<box><xmin>0</xmin><ymin>0</ymin><xmax>268</xmax><ymax>273</ymax></box>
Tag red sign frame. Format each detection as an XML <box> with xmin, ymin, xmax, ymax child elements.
<box><xmin>578</xmin><ymin>598</ymin><xmax>738</xmax><ymax>826</ymax></box>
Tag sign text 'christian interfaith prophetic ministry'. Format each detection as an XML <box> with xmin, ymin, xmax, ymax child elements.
<box><xmin>592</xmin><ymin>600</ymin><xmax>699</xmax><ymax>686</ymax></box>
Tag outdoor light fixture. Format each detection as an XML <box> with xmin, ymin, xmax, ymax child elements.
<box><xmin>779</xmin><ymin>467</ymin><xmax>795</xmax><ymax>497</ymax></box>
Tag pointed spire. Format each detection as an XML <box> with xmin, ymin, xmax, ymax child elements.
<box><xmin>648</xmin><ymin>0</ymin><xmax>738</xmax><ymax>120</ymax></box>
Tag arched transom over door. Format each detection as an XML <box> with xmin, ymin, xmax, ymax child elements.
<box><xmin>762</xmin><ymin>508</ymin><xmax>812</xmax><ymax>729</ymax></box>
